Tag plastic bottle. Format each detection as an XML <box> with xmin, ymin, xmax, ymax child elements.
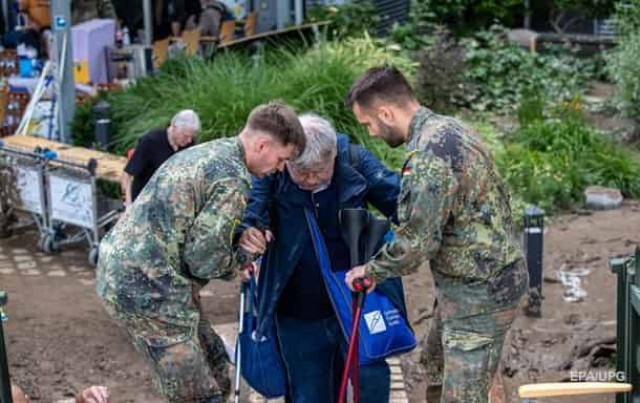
<box><xmin>122</xmin><ymin>27</ymin><xmax>131</xmax><ymax>46</ymax></box>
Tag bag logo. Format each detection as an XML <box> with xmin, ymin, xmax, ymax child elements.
<box><xmin>364</xmin><ymin>310</ymin><xmax>387</xmax><ymax>334</ymax></box>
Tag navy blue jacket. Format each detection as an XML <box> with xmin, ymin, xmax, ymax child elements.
<box><xmin>239</xmin><ymin>134</ymin><xmax>407</xmax><ymax>335</ymax></box>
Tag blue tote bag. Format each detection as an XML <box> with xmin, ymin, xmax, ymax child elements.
<box><xmin>304</xmin><ymin>209</ymin><xmax>417</xmax><ymax>364</ymax></box>
<box><xmin>238</xmin><ymin>275</ymin><xmax>287</xmax><ymax>398</ymax></box>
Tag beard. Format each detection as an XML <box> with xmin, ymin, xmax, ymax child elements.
<box><xmin>377</xmin><ymin>119</ymin><xmax>405</xmax><ymax>148</ymax></box>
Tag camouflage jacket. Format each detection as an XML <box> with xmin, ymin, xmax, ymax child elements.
<box><xmin>96</xmin><ymin>137</ymin><xmax>251</xmax><ymax>328</ymax></box>
<box><xmin>71</xmin><ymin>0</ymin><xmax>116</xmax><ymax>25</ymax></box>
<box><xmin>366</xmin><ymin>107</ymin><xmax>527</xmax><ymax>317</ymax></box>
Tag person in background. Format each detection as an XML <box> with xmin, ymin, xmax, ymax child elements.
<box><xmin>120</xmin><ymin>109</ymin><xmax>200</xmax><ymax>209</ymax></box>
<box><xmin>199</xmin><ymin>0</ymin><xmax>232</xmax><ymax>37</ymax></box>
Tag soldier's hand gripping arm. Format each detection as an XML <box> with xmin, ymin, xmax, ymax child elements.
<box><xmin>365</xmin><ymin>152</ymin><xmax>458</xmax><ymax>283</ymax></box>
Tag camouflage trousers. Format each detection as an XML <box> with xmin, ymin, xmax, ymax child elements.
<box><xmin>420</xmin><ymin>301</ymin><xmax>518</xmax><ymax>403</ymax></box>
<box><xmin>102</xmin><ymin>301</ymin><xmax>231</xmax><ymax>403</ymax></box>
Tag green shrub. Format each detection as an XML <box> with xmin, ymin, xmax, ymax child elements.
<box><xmin>497</xmin><ymin>107</ymin><xmax>640</xmax><ymax>212</ymax></box>
<box><xmin>72</xmin><ymin>39</ymin><xmax>411</xmax><ymax>169</ymax></box>
<box><xmin>306</xmin><ymin>0</ymin><xmax>380</xmax><ymax>39</ymax></box>
<box><xmin>462</xmin><ymin>26</ymin><xmax>595</xmax><ymax>112</ymax></box>
<box><xmin>606</xmin><ymin>31</ymin><xmax>640</xmax><ymax>122</ymax></box>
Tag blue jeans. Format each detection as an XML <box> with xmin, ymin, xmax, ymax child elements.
<box><xmin>276</xmin><ymin>314</ymin><xmax>390</xmax><ymax>403</ymax></box>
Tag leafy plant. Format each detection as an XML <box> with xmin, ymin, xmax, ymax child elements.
<box><xmin>606</xmin><ymin>31</ymin><xmax>640</xmax><ymax>122</ymax></box>
<box><xmin>389</xmin><ymin>0</ymin><xmax>521</xmax><ymax>40</ymax></box>
<box><xmin>306</xmin><ymin>0</ymin><xmax>380</xmax><ymax>39</ymax></box>
<box><xmin>614</xmin><ymin>0</ymin><xmax>640</xmax><ymax>36</ymax></box>
<box><xmin>462</xmin><ymin>25</ymin><xmax>596</xmax><ymax>112</ymax></box>
<box><xmin>415</xmin><ymin>28</ymin><xmax>467</xmax><ymax>112</ymax></box>
<box><xmin>497</xmin><ymin>105</ymin><xmax>640</xmax><ymax>212</ymax></box>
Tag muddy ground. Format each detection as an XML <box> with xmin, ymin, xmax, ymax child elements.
<box><xmin>401</xmin><ymin>201</ymin><xmax>640</xmax><ymax>403</ymax></box>
<box><xmin>1</xmin><ymin>201</ymin><xmax>639</xmax><ymax>402</ymax></box>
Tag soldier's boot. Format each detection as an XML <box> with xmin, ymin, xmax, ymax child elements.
<box><xmin>426</xmin><ymin>384</ymin><xmax>442</xmax><ymax>403</ymax></box>
<box><xmin>199</xmin><ymin>319</ymin><xmax>232</xmax><ymax>401</ymax></box>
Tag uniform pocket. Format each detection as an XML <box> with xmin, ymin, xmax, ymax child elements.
<box><xmin>488</xmin><ymin>260</ymin><xmax>528</xmax><ymax>306</ymax></box>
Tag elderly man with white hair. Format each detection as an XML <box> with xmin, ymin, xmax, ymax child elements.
<box><xmin>238</xmin><ymin>114</ymin><xmax>408</xmax><ymax>402</ymax></box>
<box><xmin>121</xmin><ymin>109</ymin><xmax>201</xmax><ymax>208</ymax></box>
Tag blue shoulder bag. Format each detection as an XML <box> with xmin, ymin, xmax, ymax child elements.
<box><xmin>304</xmin><ymin>209</ymin><xmax>416</xmax><ymax>364</ymax></box>
<box><xmin>237</xmin><ymin>274</ymin><xmax>287</xmax><ymax>398</ymax></box>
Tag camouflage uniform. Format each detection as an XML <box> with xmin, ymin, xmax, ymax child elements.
<box><xmin>365</xmin><ymin>107</ymin><xmax>528</xmax><ymax>403</ymax></box>
<box><xmin>96</xmin><ymin>137</ymin><xmax>251</xmax><ymax>403</ymax></box>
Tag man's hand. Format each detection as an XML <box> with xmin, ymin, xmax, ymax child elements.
<box><xmin>239</xmin><ymin>261</ymin><xmax>259</xmax><ymax>282</ymax></box>
<box><xmin>239</xmin><ymin>227</ymin><xmax>273</xmax><ymax>255</ymax></box>
<box><xmin>345</xmin><ymin>265</ymin><xmax>376</xmax><ymax>293</ymax></box>
<box><xmin>77</xmin><ymin>386</ymin><xmax>109</xmax><ymax>403</ymax></box>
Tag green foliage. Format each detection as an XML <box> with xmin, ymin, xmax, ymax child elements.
<box><xmin>72</xmin><ymin>38</ymin><xmax>412</xmax><ymax>169</ymax></box>
<box><xmin>518</xmin><ymin>85</ymin><xmax>545</xmax><ymax>128</ymax></box>
<box><xmin>496</xmin><ymin>105</ymin><xmax>640</xmax><ymax>212</ymax></box>
<box><xmin>606</xmin><ymin>31</ymin><xmax>640</xmax><ymax>121</ymax></box>
<box><xmin>615</xmin><ymin>0</ymin><xmax>640</xmax><ymax>35</ymax></box>
<box><xmin>607</xmin><ymin>1</ymin><xmax>640</xmax><ymax>122</ymax></box>
<box><xmin>306</xmin><ymin>0</ymin><xmax>380</xmax><ymax>39</ymax></box>
<box><xmin>463</xmin><ymin>26</ymin><xmax>595</xmax><ymax>112</ymax></box>
<box><xmin>391</xmin><ymin>0</ymin><xmax>521</xmax><ymax>39</ymax></box>
<box><xmin>415</xmin><ymin>29</ymin><xmax>467</xmax><ymax>113</ymax></box>
<box><xmin>388</xmin><ymin>0</ymin><xmax>437</xmax><ymax>51</ymax></box>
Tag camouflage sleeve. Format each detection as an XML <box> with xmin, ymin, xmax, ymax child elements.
<box><xmin>366</xmin><ymin>152</ymin><xmax>458</xmax><ymax>283</ymax></box>
<box><xmin>184</xmin><ymin>178</ymin><xmax>250</xmax><ymax>280</ymax></box>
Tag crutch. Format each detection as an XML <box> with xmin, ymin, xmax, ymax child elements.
<box><xmin>0</xmin><ymin>291</ymin><xmax>12</xmax><ymax>403</ymax></box>
<box><xmin>338</xmin><ymin>208</ymin><xmax>369</xmax><ymax>403</ymax></box>
<box><xmin>338</xmin><ymin>278</ymin><xmax>371</xmax><ymax>403</ymax></box>
<box><xmin>234</xmin><ymin>281</ymin><xmax>247</xmax><ymax>403</ymax></box>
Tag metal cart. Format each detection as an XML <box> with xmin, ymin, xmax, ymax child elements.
<box><xmin>0</xmin><ymin>140</ymin><xmax>52</xmax><ymax>242</ymax></box>
<box><xmin>43</xmin><ymin>157</ymin><xmax>122</xmax><ymax>266</ymax></box>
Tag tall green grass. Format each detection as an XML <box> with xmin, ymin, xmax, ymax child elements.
<box><xmin>73</xmin><ymin>37</ymin><xmax>414</xmax><ymax>168</ymax></box>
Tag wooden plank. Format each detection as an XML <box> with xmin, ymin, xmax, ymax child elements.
<box><xmin>519</xmin><ymin>382</ymin><xmax>632</xmax><ymax>398</ymax></box>
<box><xmin>0</xmin><ymin>135</ymin><xmax>126</xmax><ymax>183</ymax></box>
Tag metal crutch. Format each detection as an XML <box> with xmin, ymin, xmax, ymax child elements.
<box><xmin>234</xmin><ymin>281</ymin><xmax>247</xmax><ymax>403</ymax></box>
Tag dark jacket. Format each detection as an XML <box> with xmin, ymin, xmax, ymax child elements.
<box><xmin>239</xmin><ymin>134</ymin><xmax>407</xmax><ymax>335</ymax></box>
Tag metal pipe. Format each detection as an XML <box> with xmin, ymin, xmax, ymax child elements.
<box><xmin>143</xmin><ymin>0</ymin><xmax>153</xmax><ymax>46</ymax></box>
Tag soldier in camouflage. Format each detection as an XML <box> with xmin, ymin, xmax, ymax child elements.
<box><xmin>344</xmin><ymin>66</ymin><xmax>528</xmax><ymax>403</ymax></box>
<box><xmin>95</xmin><ymin>102</ymin><xmax>305</xmax><ymax>403</ymax></box>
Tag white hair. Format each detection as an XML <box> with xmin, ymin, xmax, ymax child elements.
<box><xmin>292</xmin><ymin>113</ymin><xmax>337</xmax><ymax>170</ymax></box>
<box><xmin>171</xmin><ymin>109</ymin><xmax>201</xmax><ymax>132</ymax></box>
